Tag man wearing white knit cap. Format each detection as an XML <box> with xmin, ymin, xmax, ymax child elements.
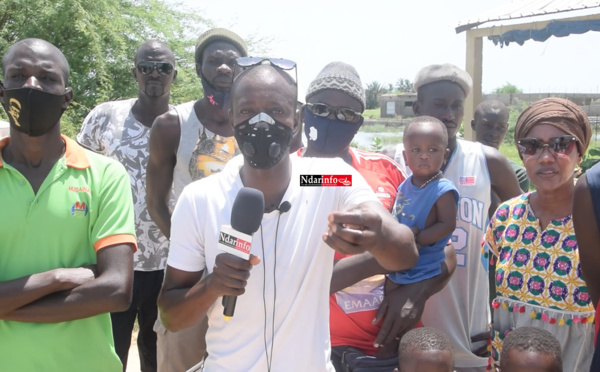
<box><xmin>299</xmin><ymin>62</ymin><xmax>459</xmax><ymax>371</ymax></box>
<box><xmin>301</xmin><ymin>62</ymin><xmax>406</xmax><ymax>368</ymax></box>
<box><xmin>407</xmin><ymin>63</ymin><xmax>521</xmax><ymax>371</ymax></box>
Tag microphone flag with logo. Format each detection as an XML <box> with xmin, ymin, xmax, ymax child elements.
<box><xmin>218</xmin><ymin>187</ymin><xmax>264</xmax><ymax>321</ymax></box>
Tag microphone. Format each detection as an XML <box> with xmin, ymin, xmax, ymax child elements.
<box><xmin>218</xmin><ymin>187</ymin><xmax>264</xmax><ymax>321</ymax></box>
<box><xmin>278</xmin><ymin>201</ymin><xmax>291</xmax><ymax>214</ymax></box>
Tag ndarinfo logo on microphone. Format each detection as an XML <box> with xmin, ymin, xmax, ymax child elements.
<box><xmin>218</xmin><ymin>231</ymin><xmax>252</xmax><ymax>256</ymax></box>
<box><xmin>300</xmin><ymin>175</ymin><xmax>352</xmax><ymax>187</ymax></box>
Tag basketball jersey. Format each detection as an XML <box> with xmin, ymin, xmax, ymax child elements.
<box><xmin>420</xmin><ymin>139</ymin><xmax>491</xmax><ymax>368</ymax></box>
<box><xmin>173</xmin><ymin>101</ymin><xmax>238</xmax><ymax>199</ymax></box>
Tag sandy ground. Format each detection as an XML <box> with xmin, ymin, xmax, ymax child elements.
<box><xmin>126</xmin><ymin>330</ymin><xmax>141</xmax><ymax>372</ymax></box>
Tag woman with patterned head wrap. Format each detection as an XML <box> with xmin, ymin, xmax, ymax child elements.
<box><xmin>485</xmin><ymin>97</ymin><xmax>594</xmax><ymax>371</ymax></box>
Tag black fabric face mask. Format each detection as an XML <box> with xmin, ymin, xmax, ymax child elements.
<box><xmin>234</xmin><ymin>112</ymin><xmax>293</xmax><ymax>169</ymax></box>
<box><xmin>1</xmin><ymin>86</ymin><xmax>71</xmax><ymax>137</ymax></box>
<box><xmin>200</xmin><ymin>72</ymin><xmax>230</xmax><ymax>107</ymax></box>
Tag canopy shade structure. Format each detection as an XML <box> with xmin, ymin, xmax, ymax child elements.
<box><xmin>490</xmin><ymin>18</ymin><xmax>600</xmax><ymax>46</ymax></box>
<box><xmin>457</xmin><ymin>0</ymin><xmax>600</xmax><ymax>33</ymax></box>
<box><xmin>456</xmin><ymin>0</ymin><xmax>600</xmax><ymax>140</ymax></box>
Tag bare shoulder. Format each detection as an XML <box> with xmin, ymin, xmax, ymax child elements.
<box><xmin>574</xmin><ymin>172</ymin><xmax>589</xmax><ymax>191</ymax></box>
<box><xmin>153</xmin><ymin>109</ymin><xmax>180</xmax><ymax>133</ymax></box>
<box><xmin>482</xmin><ymin>144</ymin><xmax>511</xmax><ymax>171</ymax></box>
<box><xmin>150</xmin><ymin>108</ymin><xmax>180</xmax><ymax>150</ymax></box>
<box><xmin>481</xmin><ymin>143</ymin><xmax>522</xmax><ymax>200</ymax></box>
<box><xmin>573</xmin><ymin>173</ymin><xmax>591</xmax><ymax>204</ymax></box>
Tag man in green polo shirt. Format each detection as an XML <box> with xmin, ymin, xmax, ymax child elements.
<box><xmin>0</xmin><ymin>38</ymin><xmax>137</xmax><ymax>371</ymax></box>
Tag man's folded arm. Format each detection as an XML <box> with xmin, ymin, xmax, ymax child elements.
<box><xmin>0</xmin><ymin>243</ymin><xmax>134</xmax><ymax>322</ymax></box>
<box><xmin>0</xmin><ymin>267</ymin><xmax>96</xmax><ymax>316</ymax></box>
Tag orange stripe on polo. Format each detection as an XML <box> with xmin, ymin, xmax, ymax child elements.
<box><xmin>0</xmin><ymin>135</ymin><xmax>90</xmax><ymax>169</ymax></box>
<box><xmin>94</xmin><ymin>234</ymin><xmax>138</xmax><ymax>252</ymax></box>
<box><xmin>62</xmin><ymin>136</ymin><xmax>90</xmax><ymax>169</ymax></box>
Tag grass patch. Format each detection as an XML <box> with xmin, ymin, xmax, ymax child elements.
<box><xmin>363</xmin><ymin>108</ymin><xmax>380</xmax><ymax>119</ymax></box>
<box><xmin>378</xmin><ymin>135</ymin><xmax>403</xmax><ymax>146</ymax></box>
<box><xmin>359</xmin><ymin>123</ymin><xmax>404</xmax><ymax>133</ymax></box>
<box><xmin>499</xmin><ymin>143</ymin><xmax>521</xmax><ymax>164</ymax></box>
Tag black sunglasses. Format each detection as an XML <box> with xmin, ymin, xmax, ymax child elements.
<box><xmin>517</xmin><ymin>135</ymin><xmax>578</xmax><ymax>158</ymax></box>
<box><xmin>305</xmin><ymin>103</ymin><xmax>362</xmax><ymax>123</ymax></box>
<box><xmin>136</xmin><ymin>61</ymin><xmax>174</xmax><ymax>76</ymax></box>
<box><xmin>235</xmin><ymin>57</ymin><xmax>297</xmax><ymax>84</ymax></box>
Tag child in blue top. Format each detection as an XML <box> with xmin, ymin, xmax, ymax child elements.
<box><xmin>389</xmin><ymin>116</ymin><xmax>459</xmax><ymax>285</ymax></box>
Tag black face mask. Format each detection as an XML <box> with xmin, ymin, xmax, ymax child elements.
<box><xmin>234</xmin><ymin>112</ymin><xmax>293</xmax><ymax>169</ymax></box>
<box><xmin>200</xmin><ymin>72</ymin><xmax>229</xmax><ymax>107</ymax></box>
<box><xmin>1</xmin><ymin>85</ymin><xmax>71</xmax><ymax>137</ymax></box>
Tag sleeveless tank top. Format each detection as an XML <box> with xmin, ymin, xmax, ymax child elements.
<box><xmin>173</xmin><ymin>101</ymin><xmax>238</xmax><ymax>199</ymax></box>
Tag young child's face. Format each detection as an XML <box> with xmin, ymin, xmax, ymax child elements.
<box><xmin>500</xmin><ymin>350</ymin><xmax>558</xmax><ymax>372</ymax></box>
<box><xmin>403</xmin><ymin>122</ymin><xmax>448</xmax><ymax>180</ymax></box>
<box><xmin>397</xmin><ymin>349</ymin><xmax>454</xmax><ymax>372</ymax></box>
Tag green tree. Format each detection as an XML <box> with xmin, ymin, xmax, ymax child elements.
<box><xmin>0</xmin><ymin>0</ymin><xmax>211</xmax><ymax>137</ymax></box>
<box><xmin>365</xmin><ymin>81</ymin><xmax>385</xmax><ymax>110</ymax></box>
<box><xmin>494</xmin><ymin>82</ymin><xmax>522</xmax><ymax>94</ymax></box>
<box><xmin>581</xmin><ymin>147</ymin><xmax>600</xmax><ymax>176</ymax></box>
<box><xmin>394</xmin><ymin>78</ymin><xmax>413</xmax><ymax>93</ymax></box>
<box><xmin>504</xmin><ymin>98</ymin><xmax>528</xmax><ymax>145</ymax></box>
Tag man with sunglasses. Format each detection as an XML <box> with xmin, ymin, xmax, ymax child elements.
<box><xmin>77</xmin><ymin>39</ymin><xmax>177</xmax><ymax>371</ymax></box>
<box><xmin>146</xmin><ymin>28</ymin><xmax>248</xmax><ymax>372</ymax></box>
<box><xmin>406</xmin><ymin>64</ymin><xmax>522</xmax><ymax>372</ymax></box>
<box><xmin>158</xmin><ymin>60</ymin><xmax>418</xmax><ymax>371</ymax></box>
<box><xmin>298</xmin><ymin>62</ymin><xmax>457</xmax><ymax>370</ymax></box>
<box><xmin>300</xmin><ymin>62</ymin><xmax>406</xmax><ymax>366</ymax></box>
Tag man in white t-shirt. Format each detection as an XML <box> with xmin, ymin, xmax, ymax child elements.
<box><xmin>158</xmin><ymin>61</ymin><xmax>418</xmax><ymax>371</ymax></box>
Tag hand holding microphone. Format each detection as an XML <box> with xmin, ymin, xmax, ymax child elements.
<box><xmin>210</xmin><ymin>253</ymin><xmax>261</xmax><ymax>314</ymax></box>
<box><xmin>216</xmin><ymin>187</ymin><xmax>264</xmax><ymax>321</ymax></box>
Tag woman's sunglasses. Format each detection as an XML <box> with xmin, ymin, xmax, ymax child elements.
<box><xmin>136</xmin><ymin>61</ymin><xmax>174</xmax><ymax>76</ymax></box>
<box><xmin>235</xmin><ymin>57</ymin><xmax>297</xmax><ymax>84</ymax></box>
<box><xmin>517</xmin><ymin>135</ymin><xmax>578</xmax><ymax>158</ymax></box>
<box><xmin>305</xmin><ymin>103</ymin><xmax>362</xmax><ymax>123</ymax></box>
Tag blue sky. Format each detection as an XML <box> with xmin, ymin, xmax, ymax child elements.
<box><xmin>179</xmin><ymin>0</ymin><xmax>600</xmax><ymax>98</ymax></box>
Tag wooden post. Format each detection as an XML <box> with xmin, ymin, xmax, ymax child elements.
<box><xmin>464</xmin><ymin>30</ymin><xmax>482</xmax><ymax>141</ymax></box>
<box><xmin>460</xmin><ymin>13</ymin><xmax>600</xmax><ymax>141</ymax></box>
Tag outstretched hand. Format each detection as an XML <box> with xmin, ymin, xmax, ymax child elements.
<box><xmin>372</xmin><ymin>279</ymin><xmax>428</xmax><ymax>351</ymax></box>
<box><xmin>322</xmin><ymin>205</ymin><xmax>382</xmax><ymax>255</ymax></box>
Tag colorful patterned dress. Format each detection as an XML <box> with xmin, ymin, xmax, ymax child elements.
<box><xmin>485</xmin><ymin>193</ymin><xmax>595</xmax><ymax>371</ymax></box>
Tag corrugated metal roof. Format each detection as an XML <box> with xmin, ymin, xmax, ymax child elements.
<box><xmin>456</xmin><ymin>0</ymin><xmax>600</xmax><ymax>33</ymax></box>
